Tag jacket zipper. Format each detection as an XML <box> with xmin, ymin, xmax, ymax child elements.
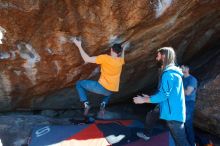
<box><xmin>166</xmin><ymin>80</ymin><xmax>171</xmax><ymax>114</ymax></box>
<box><xmin>161</xmin><ymin>74</ymin><xmax>172</xmax><ymax>115</ymax></box>
<box><xmin>167</xmin><ymin>99</ymin><xmax>171</xmax><ymax>114</ymax></box>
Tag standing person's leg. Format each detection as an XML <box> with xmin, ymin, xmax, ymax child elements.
<box><xmin>167</xmin><ymin>121</ymin><xmax>190</xmax><ymax>146</ymax></box>
<box><xmin>185</xmin><ymin>101</ymin><xmax>196</xmax><ymax>146</ymax></box>
<box><xmin>136</xmin><ymin>105</ymin><xmax>160</xmax><ymax>141</ymax></box>
<box><xmin>145</xmin><ymin>105</ymin><xmax>160</xmax><ymax>135</ymax></box>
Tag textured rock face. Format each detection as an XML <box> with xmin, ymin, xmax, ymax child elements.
<box><xmin>0</xmin><ymin>0</ymin><xmax>220</xmax><ymax>125</ymax></box>
<box><xmin>195</xmin><ymin>77</ymin><xmax>220</xmax><ymax>137</ymax></box>
<box><xmin>193</xmin><ymin>50</ymin><xmax>220</xmax><ymax>136</ymax></box>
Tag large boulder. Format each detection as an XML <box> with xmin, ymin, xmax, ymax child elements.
<box><xmin>193</xmin><ymin>49</ymin><xmax>220</xmax><ymax>137</ymax></box>
<box><xmin>0</xmin><ymin>0</ymin><xmax>220</xmax><ymax>121</ymax></box>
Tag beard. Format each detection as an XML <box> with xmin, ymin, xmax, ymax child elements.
<box><xmin>156</xmin><ymin>60</ymin><xmax>163</xmax><ymax>68</ymax></box>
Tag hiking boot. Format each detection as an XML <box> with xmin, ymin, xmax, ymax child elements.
<box><xmin>98</xmin><ymin>102</ymin><xmax>106</xmax><ymax>118</ymax></box>
<box><xmin>83</xmin><ymin>101</ymin><xmax>90</xmax><ymax>116</ymax></box>
<box><xmin>136</xmin><ymin>132</ymin><xmax>150</xmax><ymax>141</ymax></box>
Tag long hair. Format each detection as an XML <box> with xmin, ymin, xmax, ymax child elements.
<box><xmin>157</xmin><ymin>47</ymin><xmax>176</xmax><ymax>70</ymax></box>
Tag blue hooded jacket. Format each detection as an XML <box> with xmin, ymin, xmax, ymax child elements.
<box><xmin>150</xmin><ymin>64</ymin><xmax>186</xmax><ymax>122</ymax></box>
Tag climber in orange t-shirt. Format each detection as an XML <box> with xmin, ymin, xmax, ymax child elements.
<box><xmin>72</xmin><ymin>37</ymin><xmax>125</xmax><ymax>118</ymax></box>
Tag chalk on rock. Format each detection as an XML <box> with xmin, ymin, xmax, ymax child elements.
<box><xmin>109</xmin><ymin>35</ymin><xmax>123</xmax><ymax>46</ymax></box>
<box><xmin>69</xmin><ymin>36</ymin><xmax>82</xmax><ymax>43</ymax></box>
<box><xmin>122</xmin><ymin>42</ymin><xmax>131</xmax><ymax>51</ymax></box>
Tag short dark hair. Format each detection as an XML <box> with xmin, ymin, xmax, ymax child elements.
<box><xmin>111</xmin><ymin>44</ymin><xmax>122</xmax><ymax>55</ymax></box>
<box><xmin>182</xmin><ymin>65</ymin><xmax>190</xmax><ymax>70</ymax></box>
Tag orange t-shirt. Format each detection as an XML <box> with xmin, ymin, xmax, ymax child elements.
<box><xmin>96</xmin><ymin>54</ymin><xmax>124</xmax><ymax>92</ymax></box>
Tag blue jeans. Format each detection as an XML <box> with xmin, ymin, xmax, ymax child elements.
<box><xmin>167</xmin><ymin>121</ymin><xmax>190</xmax><ymax>146</ymax></box>
<box><xmin>76</xmin><ymin>80</ymin><xmax>112</xmax><ymax>104</ymax></box>
<box><xmin>185</xmin><ymin>101</ymin><xmax>195</xmax><ymax>146</ymax></box>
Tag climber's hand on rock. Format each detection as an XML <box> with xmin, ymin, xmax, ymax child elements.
<box><xmin>122</xmin><ymin>42</ymin><xmax>130</xmax><ymax>51</ymax></box>
<box><xmin>71</xmin><ymin>37</ymin><xmax>82</xmax><ymax>48</ymax></box>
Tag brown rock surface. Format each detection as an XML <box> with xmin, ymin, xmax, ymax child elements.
<box><xmin>192</xmin><ymin>49</ymin><xmax>220</xmax><ymax>137</ymax></box>
<box><xmin>195</xmin><ymin>77</ymin><xmax>220</xmax><ymax>137</ymax></box>
<box><xmin>0</xmin><ymin>1</ymin><xmax>220</xmax><ymax>136</ymax></box>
